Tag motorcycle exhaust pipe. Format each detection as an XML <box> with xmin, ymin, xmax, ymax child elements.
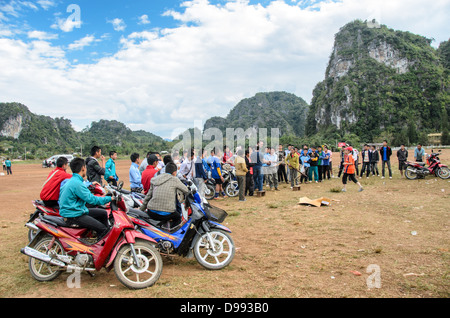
<box><xmin>21</xmin><ymin>246</ymin><xmax>97</xmax><ymax>272</ymax></box>
<box><xmin>21</xmin><ymin>246</ymin><xmax>66</xmax><ymax>267</ymax></box>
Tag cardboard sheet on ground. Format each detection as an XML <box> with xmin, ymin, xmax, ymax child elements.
<box><xmin>299</xmin><ymin>197</ymin><xmax>334</xmax><ymax>207</ymax></box>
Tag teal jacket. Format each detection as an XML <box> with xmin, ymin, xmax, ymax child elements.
<box><xmin>59</xmin><ymin>173</ymin><xmax>112</xmax><ymax>218</ymax></box>
<box><xmin>104</xmin><ymin>158</ymin><xmax>118</xmax><ymax>182</ymax></box>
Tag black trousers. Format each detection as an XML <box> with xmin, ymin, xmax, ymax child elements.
<box><xmin>245</xmin><ymin>173</ymin><xmax>254</xmax><ymax>196</ymax></box>
<box><xmin>67</xmin><ymin>208</ymin><xmax>109</xmax><ymax>237</ymax></box>
<box><xmin>277</xmin><ymin>164</ymin><xmax>288</xmax><ymax>183</ymax></box>
<box><xmin>342</xmin><ymin>173</ymin><xmax>358</xmax><ymax>184</ymax></box>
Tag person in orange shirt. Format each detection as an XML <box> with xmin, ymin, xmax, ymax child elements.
<box><xmin>342</xmin><ymin>147</ymin><xmax>364</xmax><ymax>192</ymax></box>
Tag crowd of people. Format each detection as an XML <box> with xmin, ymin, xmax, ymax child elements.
<box><xmin>33</xmin><ymin>141</ymin><xmax>430</xmax><ymax>240</ymax></box>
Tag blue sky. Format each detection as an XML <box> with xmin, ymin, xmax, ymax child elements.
<box><xmin>0</xmin><ymin>0</ymin><xmax>449</xmax><ymax>139</ymax></box>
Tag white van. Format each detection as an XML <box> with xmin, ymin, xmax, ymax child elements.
<box><xmin>42</xmin><ymin>154</ymin><xmax>74</xmax><ymax>168</ymax></box>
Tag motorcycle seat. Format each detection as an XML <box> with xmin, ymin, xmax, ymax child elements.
<box><xmin>42</xmin><ymin>215</ymin><xmax>80</xmax><ymax>228</ymax></box>
<box><xmin>128</xmin><ymin>208</ymin><xmax>152</xmax><ymax>221</ymax></box>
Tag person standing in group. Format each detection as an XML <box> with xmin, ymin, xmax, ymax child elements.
<box><xmin>142</xmin><ymin>154</ymin><xmax>159</xmax><ymax>194</ymax></box>
<box><xmin>129</xmin><ymin>153</ymin><xmax>143</xmax><ymax>193</ymax></box>
<box><xmin>338</xmin><ymin>147</ymin><xmax>346</xmax><ymax>178</ymax></box>
<box><xmin>85</xmin><ymin>146</ymin><xmax>106</xmax><ymax>185</ymax></box>
<box><xmin>308</xmin><ymin>146</ymin><xmax>319</xmax><ymax>183</ymax></box>
<box><xmin>211</xmin><ymin>148</ymin><xmax>226</xmax><ymax>199</ymax></box>
<box><xmin>360</xmin><ymin>144</ymin><xmax>372</xmax><ymax>178</ymax></box>
<box><xmin>397</xmin><ymin>144</ymin><xmax>409</xmax><ymax>177</ymax></box>
<box><xmin>370</xmin><ymin>145</ymin><xmax>379</xmax><ymax>176</ymax></box>
<box><xmin>104</xmin><ymin>151</ymin><xmax>119</xmax><ymax>186</ymax></box>
<box><xmin>5</xmin><ymin>158</ymin><xmax>12</xmax><ymax>175</ymax></box>
<box><xmin>40</xmin><ymin>156</ymin><xmax>73</xmax><ymax>208</ymax></box>
<box><xmin>250</xmin><ymin>146</ymin><xmax>264</xmax><ymax>193</ymax></box>
<box><xmin>317</xmin><ymin>146</ymin><xmax>325</xmax><ymax>182</ymax></box>
<box><xmin>352</xmin><ymin>146</ymin><xmax>360</xmax><ymax>177</ymax></box>
<box><xmin>265</xmin><ymin>147</ymin><xmax>279</xmax><ymax>191</ymax></box>
<box><xmin>414</xmin><ymin>144</ymin><xmax>425</xmax><ymax>163</ymax></box>
<box><xmin>277</xmin><ymin>144</ymin><xmax>288</xmax><ymax>184</ymax></box>
<box><xmin>245</xmin><ymin>149</ymin><xmax>255</xmax><ymax>196</ymax></box>
<box><xmin>285</xmin><ymin>147</ymin><xmax>300</xmax><ymax>188</ymax></box>
<box><xmin>341</xmin><ymin>147</ymin><xmax>364</xmax><ymax>192</ymax></box>
<box><xmin>299</xmin><ymin>147</ymin><xmax>310</xmax><ymax>184</ymax></box>
<box><xmin>179</xmin><ymin>149</ymin><xmax>195</xmax><ymax>183</ymax></box>
<box><xmin>234</xmin><ymin>149</ymin><xmax>248</xmax><ymax>201</ymax></box>
<box><xmin>194</xmin><ymin>149</ymin><xmax>208</xmax><ymax>199</ymax></box>
<box><xmin>379</xmin><ymin>140</ymin><xmax>392</xmax><ymax>179</ymax></box>
<box><xmin>322</xmin><ymin>146</ymin><xmax>331</xmax><ymax>180</ymax></box>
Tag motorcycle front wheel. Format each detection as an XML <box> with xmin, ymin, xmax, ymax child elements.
<box><xmin>114</xmin><ymin>241</ymin><xmax>162</xmax><ymax>289</ymax></box>
<box><xmin>437</xmin><ymin>167</ymin><xmax>450</xmax><ymax>179</ymax></box>
<box><xmin>405</xmin><ymin>167</ymin><xmax>419</xmax><ymax>180</ymax></box>
<box><xmin>193</xmin><ymin>230</ymin><xmax>235</xmax><ymax>270</ymax></box>
<box><xmin>29</xmin><ymin>235</ymin><xmax>65</xmax><ymax>282</ymax></box>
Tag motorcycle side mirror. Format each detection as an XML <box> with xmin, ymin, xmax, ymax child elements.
<box><xmin>118</xmin><ymin>181</ymin><xmax>124</xmax><ymax>190</ymax></box>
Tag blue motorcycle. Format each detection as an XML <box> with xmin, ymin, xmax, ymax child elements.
<box><xmin>127</xmin><ymin>182</ymin><xmax>235</xmax><ymax>270</ymax></box>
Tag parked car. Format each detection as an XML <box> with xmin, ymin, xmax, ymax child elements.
<box><xmin>42</xmin><ymin>154</ymin><xmax>74</xmax><ymax>168</ymax></box>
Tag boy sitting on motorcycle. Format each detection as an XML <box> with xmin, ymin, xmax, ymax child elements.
<box><xmin>139</xmin><ymin>162</ymin><xmax>189</xmax><ymax>226</ymax></box>
<box><xmin>59</xmin><ymin>158</ymin><xmax>113</xmax><ymax>240</ymax></box>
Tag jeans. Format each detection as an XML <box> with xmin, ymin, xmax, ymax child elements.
<box><xmin>382</xmin><ymin>160</ymin><xmax>392</xmax><ymax>177</ymax></box>
<box><xmin>360</xmin><ymin>162</ymin><xmax>371</xmax><ymax>177</ymax></box>
<box><xmin>194</xmin><ymin>177</ymin><xmax>206</xmax><ymax>198</ymax></box>
<box><xmin>253</xmin><ymin>166</ymin><xmax>263</xmax><ymax>192</ymax></box>
<box><xmin>371</xmin><ymin>162</ymin><xmax>379</xmax><ymax>176</ymax></box>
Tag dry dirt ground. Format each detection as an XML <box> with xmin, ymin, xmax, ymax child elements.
<box><xmin>0</xmin><ymin>150</ymin><xmax>449</xmax><ymax>299</ymax></box>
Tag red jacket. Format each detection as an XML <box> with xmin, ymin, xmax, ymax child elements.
<box><xmin>142</xmin><ymin>165</ymin><xmax>158</xmax><ymax>194</ymax></box>
<box><xmin>40</xmin><ymin>167</ymin><xmax>72</xmax><ymax>201</ymax></box>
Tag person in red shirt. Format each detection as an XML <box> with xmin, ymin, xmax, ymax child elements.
<box><xmin>341</xmin><ymin>147</ymin><xmax>364</xmax><ymax>193</ymax></box>
<box><xmin>142</xmin><ymin>154</ymin><xmax>159</xmax><ymax>194</ymax></box>
<box><xmin>40</xmin><ymin>156</ymin><xmax>73</xmax><ymax>207</ymax></box>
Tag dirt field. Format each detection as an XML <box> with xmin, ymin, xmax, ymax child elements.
<box><xmin>0</xmin><ymin>149</ymin><xmax>449</xmax><ymax>299</ymax></box>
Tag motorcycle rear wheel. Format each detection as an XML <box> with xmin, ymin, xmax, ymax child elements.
<box><xmin>437</xmin><ymin>167</ymin><xmax>450</xmax><ymax>179</ymax></box>
<box><xmin>204</xmin><ymin>184</ymin><xmax>216</xmax><ymax>200</ymax></box>
<box><xmin>114</xmin><ymin>241</ymin><xmax>162</xmax><ymax>289</ymax></box>
<box><xmin>225</xmin><ymin>182</ymin><xmax>239</xmax><ymax>197</ymax></box>
<box><xmin>405</xmin><ymin>167</ymin><xmax>419</xmax><ymax>180</ymax></box>
<box><xmin>193</xmin><ymin>230</ymin><xmax>235</xmax><ymax>270</ymax></box>
<box><xmin>29</xmin><ymin>235</ymin><xmax>65</xmax><ymax>282</ymax></box>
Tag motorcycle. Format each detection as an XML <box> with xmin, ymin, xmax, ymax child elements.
<box><xmin>405</xmin><ymin>150</ymin><xmax>450</xmax><ymax>180</ymax></box>
<box><xmin>21</xmin><ymin>190</ymin><xmax>163</xmax><ymax>290</ymax></box>
<box><xmin>203</xmin><ymin>178</ymin><xmax>217</xmax><ymax>200</ymax></box>
<box><xmin>127</xmin><ymin>182</ymin><xmax>235</xmax><ymax>270</ymax></box>
<box><xmin>26</xmin><ymin>182</ymin><xmax>108</xmax><ymax>241</ymax></box>
<box><xmin>221</xmin><ymin>163</ymin><xmax>239</xmax><ymax>197</ymax></box>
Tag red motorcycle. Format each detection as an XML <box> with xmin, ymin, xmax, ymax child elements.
<box><xmin>405</xmin><ymin>150</ymin><xmax>450</xmax><ymax>180</ymax></box>
<box><xmin>27</xmin><ymin>183</ymin><xmax>107</xmax><ymax>241</ymax></box>
<box><xmin>21</xmin><ymin>193</ymin><xmax>163</xmax><ymax>290</ymax></box>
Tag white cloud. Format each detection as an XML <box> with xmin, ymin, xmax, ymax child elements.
<box><xmin>27</xmin><ymin>30</ymin><xmax>58</xmax><ymax>40</ymax></box>
<box><xmin>138</xmin><ymin>14</ymin><xmax>150</xmax><ymax>25</ymax></box>
<box><xmin>67</xmin><ymin>35</ymin><xmax>97</xmax><ymax>50</ymax></box>
<box><xmin>37</xmin><ymin>0</ymin><xmax>57</xmax><ymax>10</ymax></box>
<box><xmin>108</xmin><ymin>18</ymin><xmax>126</xmax><ymax>31</ymax></box>
<box><xmin>0</xmin><ymin>0</ymin><xmax>449</xmax><ymax>139</ymax></box>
